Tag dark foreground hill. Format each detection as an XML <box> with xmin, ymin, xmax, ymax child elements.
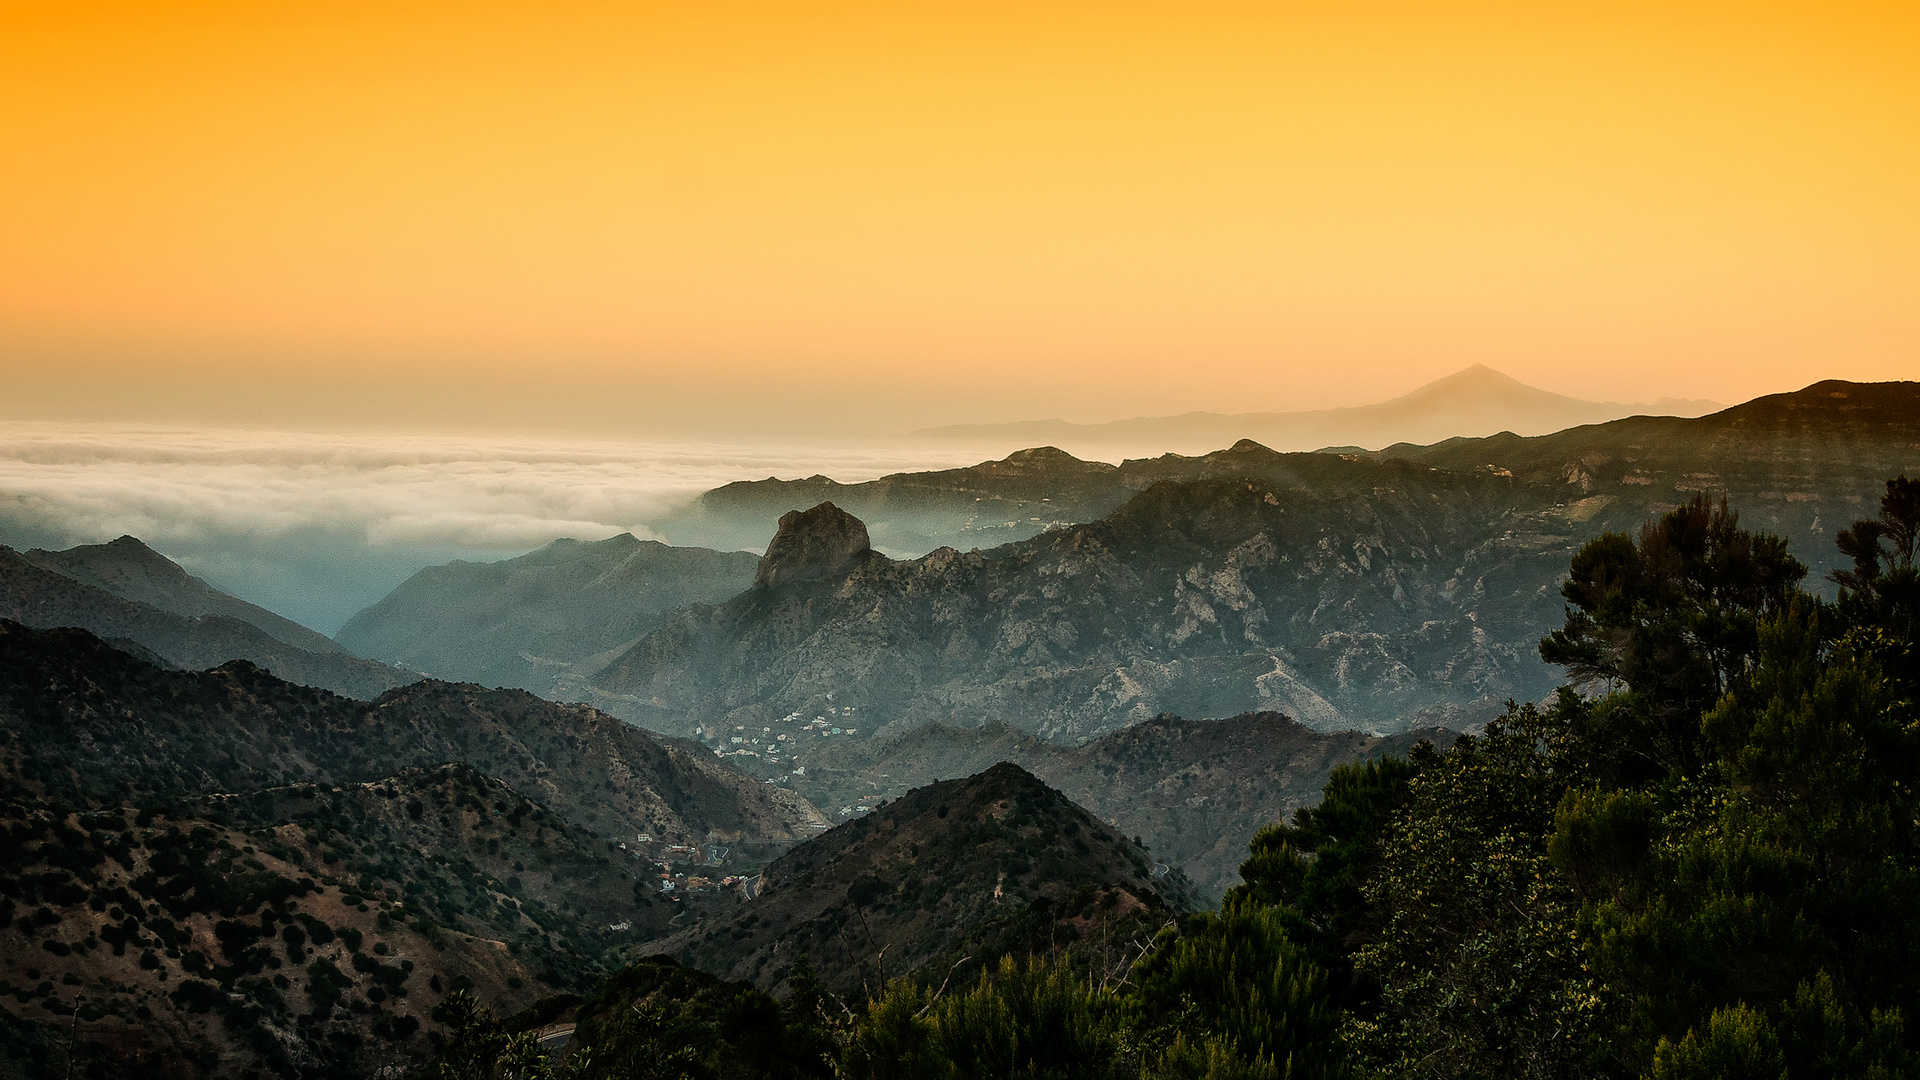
<box><xmin>334</xmin><ymin>534</ymin><xmax>759</xmax><ymax>695</ymax></box>
<box><xmin>0</xmin><ymin>621</ymin><xmax>828</xmax><ymax>1077</ymax></box>
<box><xmin>0</xmin><ymin>621</ymin><xmax>826</xmax><ymax>846</ymax></box>
<box><xmin>0</xmin><ymin>765</ymin><xmax>669</xmax><ymax>1078</ymax></box>
<box><xmin>0</xmin><ymin>544</ymin><xmax>412</xmax><ymax>700</ymax></box>
<box><xmin>647</xmin><ymin>762</ymin><xmax>1195</xmax><ymax>998</ymax></box>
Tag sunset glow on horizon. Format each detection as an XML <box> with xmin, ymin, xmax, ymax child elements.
<box><xmin>3</xmin><ymin>1</ymin><xmax>1915</xmax><ymax>436</ymax></box>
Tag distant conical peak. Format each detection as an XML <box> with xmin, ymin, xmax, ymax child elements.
<box><xmin>754</xmin><ymin>501</ymin><xmax>873</xmax><ymax>588</ymax></box>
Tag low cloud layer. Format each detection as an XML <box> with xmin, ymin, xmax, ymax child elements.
<box><xmin>0</xmin><ymin>421</ymin><xmax>985</xmax><ymax>633</ymax></box>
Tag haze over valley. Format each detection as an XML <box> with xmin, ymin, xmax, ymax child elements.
<box><xmin>0</xmin><ymin>365</ymin><xmax>1757</xmax><ymax>634</ymax></box>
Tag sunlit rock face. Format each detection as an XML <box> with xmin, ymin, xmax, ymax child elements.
<box><xmin>753</xmin><ymin>501</ymin><xmax>874</xmax><ymax>588</ymax></box>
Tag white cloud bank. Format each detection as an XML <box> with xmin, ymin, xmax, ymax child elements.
<box><xmin>0</xmin><ymin>421</ymin><xmax>985</xmax><ymax>551</ymax></box>
<box><xmin>0</xmin><ymin>421</ymin><xmax>988</xmax><ymax>632</ymax></box>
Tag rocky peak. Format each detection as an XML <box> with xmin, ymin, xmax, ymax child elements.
<box><xmin>99</xmin><ymin>534</ymin><xmax>185</xmax><ymax>573</ymax></box>
<box><xmin>1002</xmin><ymin>446</ymin><xmax>1079</xmax><ymax>467</ymax></box>
<box><xmin>24</xmin><ymin>534</ymin><xmax>200</xmax><ymax>598</ymax></box>
<box><xmin>984</xmin><ymin>446</ymin><xmax>1116</xmax><ymax>477</ymax></box>
<box><xmin>754</xmin><ymin>502</ymin><xmax>873</xmax><ymax>588</ymax></box>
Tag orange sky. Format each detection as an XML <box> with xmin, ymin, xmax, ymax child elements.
<box><xmin>2</xmin><ymin>1</ymin><xmax>1915</xmax><ymax>436</ymax></box>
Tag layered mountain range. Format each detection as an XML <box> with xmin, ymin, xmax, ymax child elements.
<box><xmin>912</xmin><ymin>363</ymin><xmax>1723</xmax><ymax>458</ymax></box>
<box><xmin>764</xmin><ymin>713</ymin><xmax>1450</xmax><ymax>900</ymax></box>
<box><xmin>556</xmin><ymin>379</ymin><xmax>1918</xmax><ymax>740</ymax></box>
<box><xmin>9</xmin><ymin>375</ymin><xmax>1910</xmax><ymax>1076</ymax></box>
<box><xmin>0</xmin><ymin>537</ymin><xmax>413</xmax><ymax>699</ymax></box>
<box><xmin>334</xmin><ymin>535</ymin><xmax>758</xmax><ymax>694</ymax></box>
<box><xmin>0</xmin><ymin>621</ymin><xmax>1224</xmax><ymax>1077</ymax></box>
<box><xmin>587</xmin><ymin>467</ymin><xmax>1581</xmax><ymax>737</ymax></box>
<box><xmin>653</xmin><ymin>379</ymin><xmax>1917</xmax><ymax>567</ymax></box>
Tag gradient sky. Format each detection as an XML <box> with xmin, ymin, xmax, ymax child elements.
<box><xmin>2</xmin><ymin>1</ymin><xmax>1915</xmax><ymax>437</ymax></box>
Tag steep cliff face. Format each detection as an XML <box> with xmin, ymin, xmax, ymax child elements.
<box><xmin>753</xmin><ymin>502</ymin><xmax>875</xmax><ymax>587</ymax></box>
<box><xmin>588</xmin><ymin>460</ymin><xmax>1575</xmax><ymax>740</ymax></box>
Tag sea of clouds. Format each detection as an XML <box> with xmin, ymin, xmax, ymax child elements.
<box><xmin>0</xmin><ymin>421</ymin><xmax>989</xmax><ymax>633</ymax></box>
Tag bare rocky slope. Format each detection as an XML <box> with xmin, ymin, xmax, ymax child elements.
<box><xmin>587</xmin><ymin>463</ymin><xmax>1573</xmax><ymax>738</ymax></box>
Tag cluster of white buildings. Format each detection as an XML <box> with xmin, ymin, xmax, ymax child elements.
<box><xmin>699</xmin><ymin>704</ymin><xmax>861</xmax><ymax>763</ymax></box>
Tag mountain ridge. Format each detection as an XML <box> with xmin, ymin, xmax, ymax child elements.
<box><xmin>0</xmin><ymin>620</ymin><xmax>827</xmax><ymax>845</ymax></box>
<box><xmin>910</xmin><ymin>364</ymin><xmax>1724</xmax><ymax>456</ymax></box>
<box><xmin>589</xmin><ymin>462</ymin><xmax>1567</xmax><ymax>740</ymax></box>
<box><xmin>334</xmin><ymin>532</ymin><xmax>760</xmax><ymax>694</ymax></box>
<box><xmin>0</xmin><ymin>544</ymin><xmax>415</xmax><ymax>700</ymax></box>
<box><xmin>21</xmin><ymin>534</ymin><xmax>346</xmax><ymax>656</ymax></box>
<box><xmin>752</xmin><ymin>711</ymin><xmax>1454</xmax><ymax>899</ymax></box>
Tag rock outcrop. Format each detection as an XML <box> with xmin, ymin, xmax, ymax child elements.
<box><xmin>753</xmin><ymin>501</ymin><xmax>875</xmax><ymax>587</ymax></box>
